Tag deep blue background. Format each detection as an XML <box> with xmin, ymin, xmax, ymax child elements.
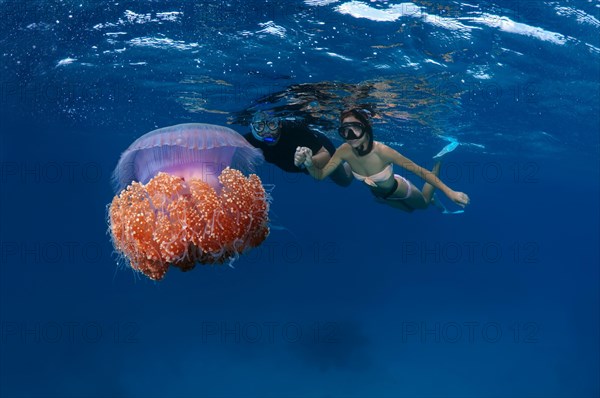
<box><xmin>1</xmin><ymin>0</ymin><xmax>599</xmax><ymax>397</ymax></box>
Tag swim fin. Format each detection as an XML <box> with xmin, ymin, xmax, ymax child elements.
<box><xmin>433</xmin><ymin>140</ymin><xmax>459</xmax><ymax>159</ymax></box>
<box><xmin>432</xmin><ymin>194</ymin><xmax>464</xmax><ymax>215</ymax></box>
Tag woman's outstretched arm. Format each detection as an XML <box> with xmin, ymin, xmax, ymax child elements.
<box><xmin>296</xmin><ymin>145</ymin><xmax>346</xmax><ymax>180</ymax></box>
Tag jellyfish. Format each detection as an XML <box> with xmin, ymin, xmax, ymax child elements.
<box><xmin>108</xmin><ymin>123</ymin><xmax>270</xmax><ymax>281</ymax></box>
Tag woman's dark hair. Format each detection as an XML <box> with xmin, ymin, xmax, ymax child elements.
<box><xmin>340</xmin><ymin>107</ymin><xmax>374</xmax><ymax>156</ymax></box>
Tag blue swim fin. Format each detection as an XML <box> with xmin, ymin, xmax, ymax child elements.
<box><xmin>433</xmin><ymin>140</ymin><xmax>459</xmax><ymax>159</ymax></box>
<box><xmin>432</xmin><ymin>194</ymin><xmax>464</xmax><ymax>215</ymax></box>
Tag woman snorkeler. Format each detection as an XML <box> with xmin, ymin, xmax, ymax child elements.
<box><xmin>294</xmin><ymin>108</ymin><xmax>470</xmax><ymax>212</ymax></box>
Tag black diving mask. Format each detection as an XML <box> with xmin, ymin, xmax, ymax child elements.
<box><xmin>338</xmin><ymin>122</ymin><xmax>366</xmax><ymax>140</ymax></box>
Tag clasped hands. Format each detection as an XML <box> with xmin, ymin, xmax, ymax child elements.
<box><xmin>294</xmin><ymin>147</ymin><xmax>313</xmax><ymax>168</ymax></box>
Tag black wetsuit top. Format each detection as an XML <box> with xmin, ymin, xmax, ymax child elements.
<box><xmin>244</xmin><ymin>121</ymin><xmax>335</xmax><ymax>173</ymax></box>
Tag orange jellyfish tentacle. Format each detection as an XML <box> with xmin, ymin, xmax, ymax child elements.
<box><xmin>108</xmin><ymin>168</ymin><xmax>270</xmax><ymax>281</ymax></box>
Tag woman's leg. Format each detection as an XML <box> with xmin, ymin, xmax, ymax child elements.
<box><xmin>421</xmin><ymin>161</ymin><xmax>441</xmax><ymax>203</ymax></box>
<box><xmin>386</xmin><ymin>162</ymin><xmax>441</xmax><ymax>210</ymax></box>
<box><xmin>379</xmin><ymin>197</ymin><xmax>415</xmax><ymax>212</ymax></box>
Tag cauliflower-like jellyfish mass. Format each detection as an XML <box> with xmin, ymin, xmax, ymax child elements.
<box><xmin>108</xmin><ymin>123</ymin><xmax>270</xmax><ymax>280</ymax></box>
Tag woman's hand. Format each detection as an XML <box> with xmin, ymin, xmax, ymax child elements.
<box><xmin>448</xmin><ymin>190</ymin><xmax>470</xmax><ymax>208</ymax></box>
<box><xmin>294</xmin><ymin>147</ymin><xmax>313</xmax><ymax>168</ymax></box>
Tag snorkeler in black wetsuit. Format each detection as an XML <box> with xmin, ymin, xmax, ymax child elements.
<box><xmin>243</xmin><ymin>111</ymin><xmax>352</xmax><ymax>186</ymax></box>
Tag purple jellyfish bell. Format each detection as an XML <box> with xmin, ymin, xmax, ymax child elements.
<box><xmin>112</xmin><ymin>123</ymin><xmax>264</xmax><ymax>193</ymax></box>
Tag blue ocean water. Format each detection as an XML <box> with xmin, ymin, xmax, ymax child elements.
<box><xmin>0</xmin><ymin>0</ymin><xmax>598</xmax><ymax>397</ymax></box>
